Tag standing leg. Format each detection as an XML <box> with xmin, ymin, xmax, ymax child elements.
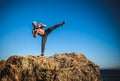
<box><xmin>41</xmin><ymin>35</ymin><xmax>48</xmax><ymax>56</ymax></box>
<box><xmin>45</xmin><ymin>21</ymin><xmax>65</xmax><ymax>35</ymax></box>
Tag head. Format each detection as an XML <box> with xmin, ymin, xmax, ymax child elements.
<box><xmin>32</xmin><ymin>21</ymin><xmax>37</xmax><ymax>27</ymax></box>
<box><xmin>33</xmin><ymin>21</ymin><xmax>37</xmax><ymax>24</ymax></box>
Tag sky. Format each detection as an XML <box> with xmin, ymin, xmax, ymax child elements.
<box><xmin>0</xmin><ymin>0</ymin><xmax>120</xmax><ymax>69</ymax></box>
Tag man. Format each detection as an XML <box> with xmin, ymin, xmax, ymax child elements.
<box><xmin>32</xmin><ymin>21</ymin><xmax>65</xmax><ymax>56</ymax></box>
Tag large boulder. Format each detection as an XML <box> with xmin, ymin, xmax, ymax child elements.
<box><xmin>0</xmin><ymin>52</ymin><xmax>102</xmax><ymax>81</ymax></box>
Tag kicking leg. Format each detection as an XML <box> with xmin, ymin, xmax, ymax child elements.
<box><xmin>41</xmin><ymin>35</ymin><xmax>48</xmax><ymax>56</ymax></box>
<box><xmin>45</xmin><ymin>21</ymin><xmax>65</xmax><ymax>35</ymax></box>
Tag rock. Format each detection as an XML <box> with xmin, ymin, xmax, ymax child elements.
<box><xmin>0</xmin><ymin>52</ymin><xmax>102</xmax><ymax>81</ymax></box>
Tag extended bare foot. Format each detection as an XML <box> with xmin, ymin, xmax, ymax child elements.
<box><xmin>61</xmin><ymin>21</ymin><xmax>66</xmax><ymax>26</ymax></box>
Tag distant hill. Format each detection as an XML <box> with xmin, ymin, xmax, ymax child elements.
<box><xmin>0</xmin><ymin>52</ymin><xmax>102</xmax><ymax>81</ymax></box>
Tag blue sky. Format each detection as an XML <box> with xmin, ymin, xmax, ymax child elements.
<box><xmin>0</xmin><ymin>0</ymin><xmax>120</xmax><ymax>69</ymax></box>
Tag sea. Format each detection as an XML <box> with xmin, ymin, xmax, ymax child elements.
<box><xmin>100</xmin><ymin>69</ymin><xmax>120</xmax><ymax>81</ymax></box>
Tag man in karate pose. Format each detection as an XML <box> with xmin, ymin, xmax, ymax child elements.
<box><xmin>32</xmin><ymin>21</ymin><xmax>65</xmax><ymax>56</ymax></box>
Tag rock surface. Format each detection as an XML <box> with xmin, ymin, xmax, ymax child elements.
<box><xmin>0</xmin><ymin>52</ymin><xmax>102</xmax><ymax>81</ymax></box>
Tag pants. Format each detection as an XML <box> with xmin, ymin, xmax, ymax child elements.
<box><xmin>41</xmin><ymin>22</ymin><xmax>63</xmax><ymax>56</ymax></box>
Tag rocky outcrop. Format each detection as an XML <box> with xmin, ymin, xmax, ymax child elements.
<box><xmin>0</xmin><ymin>52</ymin><xmax>102</xmax><ymax>81</ymax></box>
